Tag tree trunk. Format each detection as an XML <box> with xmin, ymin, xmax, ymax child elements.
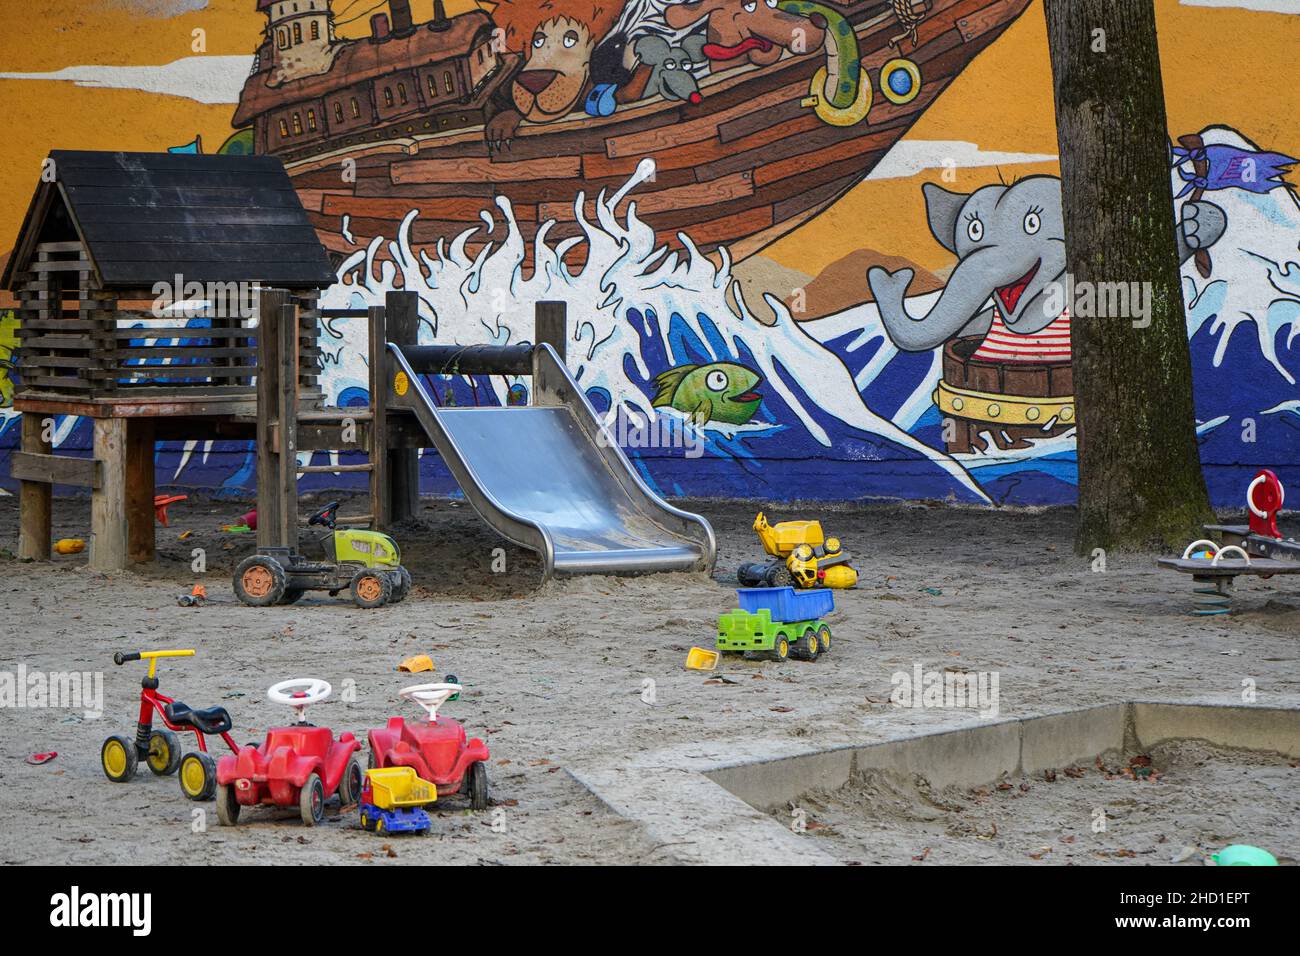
<box><xmin>1043</xmin><ymin>0</ymin><xmax>1213</xmax><ymax>553</ymax></box>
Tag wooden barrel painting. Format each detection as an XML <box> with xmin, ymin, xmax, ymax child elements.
<box><xmin>936</xmin><ymin>336</ymin><xmax>1075</xmax><ymax>454</ymax></box>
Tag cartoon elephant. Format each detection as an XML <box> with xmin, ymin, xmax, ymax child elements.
<box><xmin>867</xmin><ymin>175</ymin><xmax>1228</xmax><ymax>352</ymax></box>
<box><xmin>634</xmin><ymin>34</ymin><xmax>709</xmax><ymax>104</ymax></box>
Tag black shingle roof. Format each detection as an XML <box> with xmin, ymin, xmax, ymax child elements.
<box><xmin>2</xmin><ymin>150</ymin><xmax>336</xmax><ymax>290</ymax></box>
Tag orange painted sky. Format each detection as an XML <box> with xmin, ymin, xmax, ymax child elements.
<box><xmin>0</xmin><ymin>0</ymin><xmax>1296</xmax><ymax>280</ymax></box>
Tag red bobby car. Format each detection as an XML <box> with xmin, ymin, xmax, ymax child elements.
<box><xmin>215</xmin><ymin>678</ymin><xmax>362</xmax><ymax>827</ymax></box>
<box><xmin>369</xmin><ymin>683</ymin><xmax>490</xmax><ymax>810</ymax></box>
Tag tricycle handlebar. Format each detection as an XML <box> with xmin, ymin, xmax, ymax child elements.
<box><xmin>113</xmin><ymin>649</ymin><xmax>195</xmax><ymax>665</ymax></box>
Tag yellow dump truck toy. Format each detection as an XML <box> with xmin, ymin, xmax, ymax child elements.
<box><xmin>359</xmin><ymin>766</ymin><xmax>437</xmax><ymax>835</ymax></box>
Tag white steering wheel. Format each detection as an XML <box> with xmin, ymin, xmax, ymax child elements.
<box><xmin>400</xmin><ymin>682</ymin><xmax>462</xmax><ymax>722</ymax></box>
<box><xmin>269</xmin><ymin>678</ymin><xmax>332</xmax><ymax>722</ymax></box>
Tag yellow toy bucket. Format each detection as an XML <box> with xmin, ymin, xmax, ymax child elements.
<box><xmin>685</xmin><ymin>647</ymin><xmax>720</xmax><ymax>671</ymax></box>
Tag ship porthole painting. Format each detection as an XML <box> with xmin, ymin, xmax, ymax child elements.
<box><xmin>0</xmin><ymin>0</ymin><xmax>1297</xmax><ymax>507</ymax></box>
<box><xmin>881</xmin><ymin>58</ymin><xmax>921</xmax><ymax>105</ymax></box>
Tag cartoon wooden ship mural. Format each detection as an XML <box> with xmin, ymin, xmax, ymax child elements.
<box><xmin>231</xmin><ymin>0</ymin><xmax>1033</xmax><ymax>263</ymax></box>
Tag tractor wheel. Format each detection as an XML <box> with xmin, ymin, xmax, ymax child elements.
<box><xmin>179</xmin><ymin>752</ymin><xmax>217</xmax><ymax>801</ymax></box>
<box><xmin>337</xmin><ymin>757</ymin><xmax>363</xmax><ymax>807</ymax></box>
<box><xmin>146</xmin><ymin>728</ymin><xmax>182</xmax><ymax>776</ymax></box>
<box><xmin>818</xmin><ymin>625</ymin><xmax>832</xmax><ymax>654</ymax></box>
<box><xmin>300</xmin><ymin>773</ymin><xmax>325</xmax><ymax>826</ymax></box>
<box><xmin>215</xmin><ymin>784</ymin><xmax>241</xmax><ymax>826</ymax></box>
<box><xmin>391</xmin><ymin>567</ymin><xmax>412</xmax><ymax>602</ymax></box>
<box><xmin>233</xmin><ymin>555</ymin><xmax>287</xmax><ymax>607</ymax></box>
<box><xmin>101</xmin><ymin>735</ymin><xmax>137</xmax><ymax>782</ymax></box>
<box><xmin>770</xmin><ymin>632</ymin><xmax>791</xmax><ymax>662</ymax></box>
<box><xmin>350</xmin><ymin>570</ymin><xmax>391</xmax><ymax>609</ymax></box>
<box><xmin>278</xmin><ymin>588</ymin><xmax>306</xmax><ymax>605</ymax></box>
<box><xmin>467</xmin><ymin>761</ymin><xmax>489</xmax><ymax>811</ymax></box>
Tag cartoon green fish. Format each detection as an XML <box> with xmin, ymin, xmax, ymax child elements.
<box><xmin>651</xmin><ymin>362</ymin><xmax>762</xmax><ymax>427</ymax></box>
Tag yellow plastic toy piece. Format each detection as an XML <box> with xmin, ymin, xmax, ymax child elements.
<box><xmin>365</xmin><ymin>766</ymin><xmax>436</xmax><ymax>810</ymax></box>
<box><xmin>685</xmin><ymin>647</ymin><xmax>720</xmax><ymax>671</ymax></box>
<box><xmin>54</xmin><ymin>538</ymin><xmax>85</xmax><ymax>555</ymax></box>
<box><xmin>753</xmin><ymin>512</ymin><xmax>824</xmax><ymax>558</ymax></box>
<box><xmin>398</xmin><ymin>654</ymin><xmax>434</xmax><ymax>673</ymax></box>
<box><xmin>821</xmin><ymin>565</ymin><xmax>858</xmax><ymax>589</ymax></box>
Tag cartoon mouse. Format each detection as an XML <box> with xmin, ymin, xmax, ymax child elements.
<box><xmin>633</xmin><ymin>33</ymin><xmax>709</xmax><ymax>104</ymax></box>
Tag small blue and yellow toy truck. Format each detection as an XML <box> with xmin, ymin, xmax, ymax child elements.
<box><xmin>359</xmin><ymin>766</ymin><xmax>437</xmax><ymax>835</ymax></box>
<box><xmin>717</xmin><ymin>587</ymin><xmax>834</xmax><ymax>661</ymax></box>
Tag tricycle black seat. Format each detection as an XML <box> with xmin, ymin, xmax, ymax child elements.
<box><xmin>164</xmin><ymin>701</ymin><xmax>233</xmax><ymax>735</ymax></box>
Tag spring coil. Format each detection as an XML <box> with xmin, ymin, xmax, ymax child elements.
<box><xmin>1191</xmin><ymin>578</ymin><xmax>1233</xmax><ymax>616</ymax></box>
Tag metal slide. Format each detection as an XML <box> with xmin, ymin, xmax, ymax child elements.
<box><xmin>387</xmin><ymin>343</ymin><xmax>716</xmax><ymax>578</ymax></box>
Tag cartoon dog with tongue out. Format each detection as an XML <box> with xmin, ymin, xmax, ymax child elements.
<box><xmin>664</xmin><ymin>0</ymin><xmax>826</xmax><ymax>69</ymax></box>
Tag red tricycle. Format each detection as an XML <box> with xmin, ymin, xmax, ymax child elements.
<box><xmin>368</xmin><ymin>683</ymin><xmax>490</xmax><ymax>810</ymax></box>
<box><xmin>101</xmin><ymin>648</ymin><xmax>242</xmax><ymax>801</ymax></box>
<box><xmin>215</xmin><ymin>678</ymin><xmax>362</xmax><ymax>827</ymax></box>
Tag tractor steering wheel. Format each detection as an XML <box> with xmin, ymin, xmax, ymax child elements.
<box><xmin>400</xmin><ymin>682</ymin><xmax>463</xmax><ymax>722</ymax></box>
<box><xmin>269</xmin><ymin>678</ymin><xmax>332</xmax><ymax>723</ymax></box>
<box><xmin>308</xmin><ymin>501</ymin><xmax>341</xmax><ymax>529</ymax></box>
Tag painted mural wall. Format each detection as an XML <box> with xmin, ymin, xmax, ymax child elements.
<box><xmin>0</xmin><ymin>0</ymin><xmax>1297</xmax><ymax>507</ymax></box>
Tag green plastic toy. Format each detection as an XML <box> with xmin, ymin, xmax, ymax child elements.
<box><xmin>1212</xmin><ymin>845</ymin><xmax>1278</xmax><ymax>866</ymax></box>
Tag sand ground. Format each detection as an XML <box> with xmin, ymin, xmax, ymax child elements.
<box><xmin>0</xmin><ymin>494</ymin><xmax>1296</xmax><ymax>865</ymax></box>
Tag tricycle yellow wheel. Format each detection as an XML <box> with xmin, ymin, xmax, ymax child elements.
<box><xmin>101</xmin><ymin>735</ymin><xmax>136</xmax><ymax>782</ymax></box>
<box><xmin>147</xmin><ymin>729</ymin><xmax>182</xmax><ymax>776</ymax></box>
<box><xmin>179</xmin><ymin>752</ymin><xmax>217</xmax><ymax>801</ymax></box>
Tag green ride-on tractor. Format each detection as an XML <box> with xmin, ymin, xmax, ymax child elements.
<box><xmin>233</xmin><ymin>502</ymin><xmax>412</xmax><ymax>609</ymax></box>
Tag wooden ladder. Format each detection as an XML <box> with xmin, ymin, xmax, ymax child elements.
<box><xmin>255</xmin><ymin>290</ymin><xmax>419</xmax><ymax>550</ymax></box>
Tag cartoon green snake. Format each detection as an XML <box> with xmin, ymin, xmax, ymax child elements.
<box><xmin>779</xmin><ymin>0</ymin><xmax>861</xmax><ymax>110</ymax></box>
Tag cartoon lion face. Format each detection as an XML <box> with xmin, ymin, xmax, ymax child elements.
<box><xmin>491</xmin><ymin>0</ymin><xmax>621</xmax><ymax>122</ymax></box>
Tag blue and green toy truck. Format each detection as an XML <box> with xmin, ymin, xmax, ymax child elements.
<box><xmin>717</xmin><ymin>587</ymin><xmax>833</xmax><ymax>661</ymax></box>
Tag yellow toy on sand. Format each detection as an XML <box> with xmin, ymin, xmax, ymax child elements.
<box><xmin>738</xmin><ymin>513</ymin><xmax>859</xmax><ymax>590</ymax></box>
<box><xmin>753</xmin><ymin>512</ymin><xmax>825</xmax><ymax>558</ymax></box>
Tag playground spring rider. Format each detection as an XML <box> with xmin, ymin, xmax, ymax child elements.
<box><xmin>215</xmin><ymin>678</ymin><xmax>363</xmax><ymax>827</ymax></box>
<box><xmin>1159</xmin><ymin>468</ymin><xmax>1300</xmax><ymax>614</ymax></box>
<box><xmin>101</xmin><ymin>649</ymin><xmax>241</xmax><ymax>801</ymax></box>
<box><xmin>368</xmin><ymin>683</ymin><xmax>490</xmax><ymax>810</ymax></box>
<box><xmin>233</xmin><ymin>500</ymin><xmax>412</xmax><ymax>608</ymax></box>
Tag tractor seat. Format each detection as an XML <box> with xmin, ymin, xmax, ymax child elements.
<box><xmin>164</xmin><ymin>701</ymin><xmax>233</xmax><ymax>735</ymax></box>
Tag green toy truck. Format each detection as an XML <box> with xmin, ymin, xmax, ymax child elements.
<box><xmin>717</xmin><ymin>587</ymin><xmax>834</xmax><ymax>662</ymax></box>
<box><xmin>233</xmin><ymin>501</ymin><xmax>411</xmax><ymax>609</ymax></box>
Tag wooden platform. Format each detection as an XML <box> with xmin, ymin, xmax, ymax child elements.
<box><xmin>1157</xmin><ymin>557</ymin><xmax>1300</xmax><ymax>578</ymax></box>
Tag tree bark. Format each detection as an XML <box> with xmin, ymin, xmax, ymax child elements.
<box><xmin>1043</xmin><ymin>0</ymin><xmax>1213</xmax><ymax>553</ymax></box>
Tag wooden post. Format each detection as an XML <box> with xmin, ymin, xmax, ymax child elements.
<box><xmin>256</xmin><ymin>288</ymin><xmax>287</xmax><ymax>549</ymax></box>
<box><xmin>368</xmin><ymin>304</ymin><xmax>390</xmax><ymax>530</ymax></box>
<box><xmin>125</xmin><ymin>419</ymin><xmax>156</xmax><ymax>563</ymax></box>
<box><xmin>277</xmin><ymin>302</ymin><xmax>300</xmax><ymax>549</ymax></box>
<box><xmin>535</xmin><ymin>300</ymin><xmax>567</xmax><ymax>365</ymax></box>
<box><xmin>385</xmin><ymin>290</ymin><xmax>419</xmax><ymax>523</ymax></box>
<box><xmin>90</xmin><ymin>418</ymin><xmax>128</xmax><ymax>572</ymax></box>
<box><xmin>18</xmin><ymin>413</ymin><xmax>52</xmax><ymax>561</ymax></box>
